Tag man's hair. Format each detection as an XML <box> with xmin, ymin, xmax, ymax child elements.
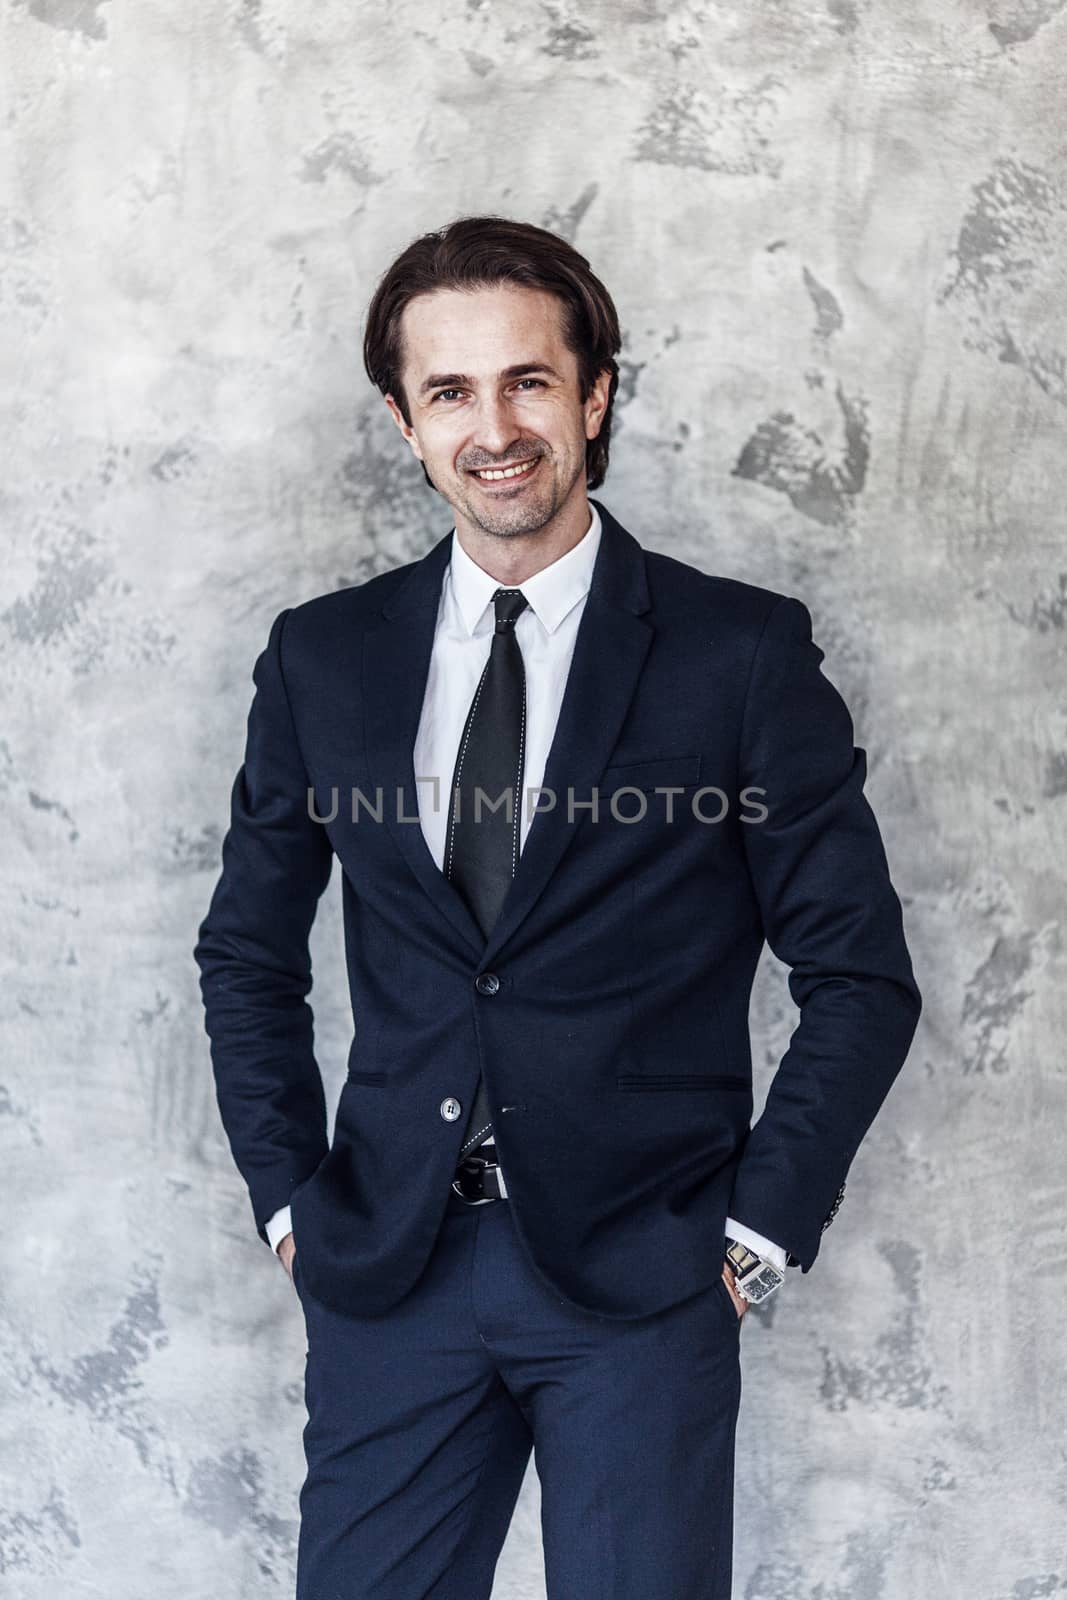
<box><xmin>362</xmin><ymin>215</ymin><xmax>621</xmax><ymax>490</ymax></box>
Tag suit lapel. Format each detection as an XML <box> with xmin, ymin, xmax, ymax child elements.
<box><xmin>362</xmin><ymin>527</ymin><xmax>487</xmax><ymax>957</ymax></box>
<box><xmin>361</xmin><ymin>499</ymin><xmax>654</xmax><ymax>966</ymax></box>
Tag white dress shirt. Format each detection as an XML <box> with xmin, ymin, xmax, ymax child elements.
<box><xmin>266</xmin><ymin>503</ymin><xmax>789</xmax><ymax>1277</ymax></box>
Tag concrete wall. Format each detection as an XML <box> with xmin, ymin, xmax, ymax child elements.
<box><xmin>2</xmin><ymin>2</ymin><xmax>1065</xmax><ymax>1595</ymax></box>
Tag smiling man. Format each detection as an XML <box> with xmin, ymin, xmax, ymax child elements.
<box><xmin>386</xmin><ymin>279</ymin><xmax>608</xmax><ymax>569</ymax></box>
<box><xmin>194</xmin><ymin>215</ymin><xmax>922</xmax><ymax>1599</ymax></box>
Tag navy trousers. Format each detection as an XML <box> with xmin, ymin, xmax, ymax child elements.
<box><xmin>292</xmin><ymin>1188</ymin><xmax>743</xmax><ymax>1599</ymax></box>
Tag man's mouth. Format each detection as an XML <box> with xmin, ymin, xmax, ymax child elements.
<box><xmin>467</xmin><ymin>456</ymin><xmax>541</xmax><ymax>485</ymax></box>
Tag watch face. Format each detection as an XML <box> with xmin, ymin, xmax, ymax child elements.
<box><xmin>743</xmin><ymin>1265</ymin><xmax>784</xmax><ymax>1303</ymax></box>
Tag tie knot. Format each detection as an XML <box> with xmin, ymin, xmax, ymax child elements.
<box><xmin>492</xmin><ymin>588</ymin><xmax>528</xmax><ymax>632</ymax></box>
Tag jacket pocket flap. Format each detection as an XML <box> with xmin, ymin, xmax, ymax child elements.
<box><xmin>599</xmin><ymin>754</ymin><xmax>702</xmax><ymax>793</ymax></box>
<box><xmin>616</xmin><ymin>1073</ymin><xmax>749</xmax><ymax>1091</ymax></box>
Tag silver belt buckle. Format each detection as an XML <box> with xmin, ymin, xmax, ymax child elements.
<box><xmin>451</xmin><ymin>1149</ymin><xmax>509</xmax><ymax>1204</ymax></box>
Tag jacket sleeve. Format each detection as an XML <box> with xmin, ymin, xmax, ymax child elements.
<box><xmin>728</xmin><ymin>596</ymin><xmax>922</xmax><ymax>1272</ymax></box>
<box><xmin>193</xmin><ymin>608</ymin><xmax>335</xmax><ymax>1246</ymax></box>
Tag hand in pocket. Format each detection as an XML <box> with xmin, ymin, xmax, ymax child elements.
<box><xmin>277</xmin><ymin>1231</ymin><xmax>296</xmax><ymax>1283</ymax></box>
<box><xmin>722</xmin><ymin>1264</ymin><xmax>749</xmax><ymax>1319</ymax></box>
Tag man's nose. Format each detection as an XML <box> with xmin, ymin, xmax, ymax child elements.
<box><xmin>470</xmin><ymin>395</ymin><xmax>526</xmax><ymax>458</ymax></box>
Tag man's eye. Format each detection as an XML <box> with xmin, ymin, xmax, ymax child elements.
<box><xmin>431</xmin><ymin>379</ymin><xmax>543</xmax><ymax>403</ymax></box>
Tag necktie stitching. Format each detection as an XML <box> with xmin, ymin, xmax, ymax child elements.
<box><xmin>512</xmin><ymin>681</ymin><xmax>526</xmax><ymax>874</ymax></box>
<box><xmin>444</xmin><ymin>656</ymin><xmax>491</xmax><ymax>882</ymax></box>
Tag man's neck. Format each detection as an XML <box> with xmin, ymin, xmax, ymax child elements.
<box><xmin>453</xmin><ymin>497</ymin><xmax>593</xmax><ymax>587</ymax></box>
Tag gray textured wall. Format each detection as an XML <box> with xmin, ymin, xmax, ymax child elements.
<box><xmin>2</xmin><ymin>2</ymin><xmax>1065</xmax><ymax>1595</ymax></box>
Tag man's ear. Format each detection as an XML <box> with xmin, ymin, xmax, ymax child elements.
<box><xmin>384</xmin><ymin>393</ymin><xmax>424</xmax><ymax>462</ymax></box>
<box><xmin>583</xmin><ymin>368</ymin><xmax>612</xmax><ymax>442</ymax></box>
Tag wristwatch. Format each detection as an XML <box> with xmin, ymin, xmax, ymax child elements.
<box><xmin>724</xmin><ymin>1235</ymin><xmax>786</xmax><ymax>1304</ymax></box>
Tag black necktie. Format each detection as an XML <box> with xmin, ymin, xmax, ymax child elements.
<box><xmin>445</xmin><ymin>586</ymin><xmax>529</xmax><ymax>1159</ymax></box>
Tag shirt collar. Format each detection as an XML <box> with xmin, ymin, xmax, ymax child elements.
<box><xmin>447</xmin><ymin>502</ymin><xmax>602</xmax><ymax>638</ymax></box>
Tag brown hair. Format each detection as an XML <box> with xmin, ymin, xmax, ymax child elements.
<box><xmin>362</xmin><ymin>215</ymin><xmax>621</xmax><ymax>490</ymax></box>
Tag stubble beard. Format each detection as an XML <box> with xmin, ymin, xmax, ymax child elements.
<box><xmin>457</xmin><ymin>454</ymin><xmax>584</xmax><ymax>541</ymax></box>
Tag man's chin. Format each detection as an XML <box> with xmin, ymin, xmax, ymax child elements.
<box><xmin>457</xmin><ymin>483</ymin><xmax>558</xmax><ymax>538</ymax></box>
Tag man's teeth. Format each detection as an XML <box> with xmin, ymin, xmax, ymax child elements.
<box><xmin>473</xmin><ymin>458</ymin><xmax>538</xmax><ymax>481</ymax></box>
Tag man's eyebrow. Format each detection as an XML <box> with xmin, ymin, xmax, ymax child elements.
<box><xmin>417</xmin><ymin>363</ymin><xmax>563</xmax><ymax>398</ymax></box>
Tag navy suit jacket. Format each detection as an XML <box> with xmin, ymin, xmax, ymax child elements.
<box><xmin>194</xmin><ymin>498</ymin><xmax>922</xmax><ymax>1320</ymax></box>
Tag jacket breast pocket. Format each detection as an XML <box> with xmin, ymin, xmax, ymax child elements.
<box><xmin>599</xmin><ymin>754</ymin><xmax>702</xmax><ymax>794</ymax></box>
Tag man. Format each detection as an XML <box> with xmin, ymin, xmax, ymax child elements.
<box><xmin>194</xmin><ymin>215</ymin><xmax>922</xmax><ymax>1599</ymax></box>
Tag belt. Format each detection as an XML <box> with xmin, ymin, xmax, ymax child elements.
<box><xmin>451</xmin><ymin>1144</ymin><xmax>509</xmax><ymax>1205</ymax></box>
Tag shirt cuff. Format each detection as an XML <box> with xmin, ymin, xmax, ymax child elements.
<box><xmin>265</xmin><ymin>1205</ymin><xmax>293</xmax><ymax>1253</ymax></box>
<box><xmin>725</xmin><ymin>1215</ymin><xmax>789</xmax><ymax>1275</ymax></box>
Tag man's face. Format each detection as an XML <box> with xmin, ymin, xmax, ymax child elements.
<box><xmin>385</xmin><ymin>282</ymin><xmax>610</xmax><ymax>540</ymax></box>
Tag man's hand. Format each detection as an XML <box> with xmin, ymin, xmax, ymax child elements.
<box><xmin>722</xmin><ymin>1263</ymin><xmax>750</xmax><ymax>1319</ymax></box>
<box><xmin>276</xmin><ymin>1231</ymin><xmax>296</xmax><ymax>1281</ymax></box>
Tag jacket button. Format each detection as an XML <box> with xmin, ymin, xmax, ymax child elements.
<box><xmin>475</xmin><ymin>972</ymin><xmax>500</xmax><ymax>995</ymax></box>
<box><xmin>440</xmin><ymin>1096</ymin><xmax>462</xmax><ymax>1122</ymax></box>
